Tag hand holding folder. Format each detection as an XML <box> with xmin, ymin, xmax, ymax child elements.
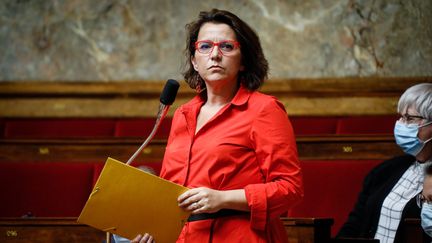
<box><xmin>78</xmin><ymin>158</ymin><xmax>190</xmax><ymax>243</ymax></box>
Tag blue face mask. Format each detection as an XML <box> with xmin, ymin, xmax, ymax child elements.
<box><xmin>421</xmin><ymin>202</ymin><xmax>432</xmax><ymax>237</ymax></box>
<box><xmin>394</xmin><ymin>120</ymin><xmax>432</xmax><ymax>156</ymax></box>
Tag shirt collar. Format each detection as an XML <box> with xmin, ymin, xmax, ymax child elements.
<box><xmin>182</xmin><ymin>84</ymin><xmax>251</xmax><ymax>111</ymax></box>
<box><xmin>230</xmin><ymin>85</ymin><xmax>251</xmax><ymax>106</ymax></box>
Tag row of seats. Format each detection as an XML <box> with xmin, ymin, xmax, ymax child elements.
<box><xmin>289</xmin><ymin>159</ymin><xmax>382</xmax><ymax>236</ymax></box>
<box><xmin>0</xmin><ymin>118</ymin><xmax>171</xmax><ymax>139</ymax></box>
<box><xmin>0</xmin><ymin>116</ymin><xmax>395</xmax><ymax>236</ymax></box>
<box><xmin>0</xmin><ymin>115</ymin><xmax>397</xmax><ymax>138</ymax></box>
<box><xmin>0</xmin><ymin>161</ymin><xmax>162</xmax><ymax>218</ymax></box>
<box><xmin>0</xmin><ymin>159</ymin><xmax>380</xmax><ymax>236</ymax></box>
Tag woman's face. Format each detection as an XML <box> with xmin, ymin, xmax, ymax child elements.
<box><xmin>191</xmin><ymin>22</ymin><xmax>244</xmax><ymax>89</ymax></box>
<box><xmin>419</xmin><ymin>120</ymin><xmax>432</xmax><ymax>162</ymax></box>
<box><xmin>404</xmin><ymin>106</ymin><xmax>432</xmax><ymax>161</ymax></box>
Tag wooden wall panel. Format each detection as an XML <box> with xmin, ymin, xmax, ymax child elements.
<box><xmin>0</xmin><ymin>218</ymin><xmax>105</xmax><ymax>243</ymax></box>
<box><xmin>0</xmin><ymin>136</ymin><xmax>402</xmax><ymax>163</ymax></box>
<box><xmin>0</xmin><ymin>77</ymin><xmax>429</xmax><ymax>117</ymax></box>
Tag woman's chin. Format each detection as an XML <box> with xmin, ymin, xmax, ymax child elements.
<box><xmin>204</xmin><ymin>76</ymin><xmax>228</xmax><ymax>84</ymax></box>
<box><xmin>203</xmin><ymin>74</ymin><xmax>238</xmax><ymax>84</ymax></box>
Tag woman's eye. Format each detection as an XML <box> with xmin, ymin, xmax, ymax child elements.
<box><xmin>199</xmin><ymin>43</ymin><xmax>212</xmax><ymax>50</ymax></box>
<box><xmin>220</xmin><ymin>42</ymin><xmax>234</xmax><ymax>51</ymax></box>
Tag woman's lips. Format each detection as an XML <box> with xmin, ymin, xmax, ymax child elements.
<box><xmin>208</xmin><ymin>65</ymin><xmax>223</xmax><ymax>70</ymax></box>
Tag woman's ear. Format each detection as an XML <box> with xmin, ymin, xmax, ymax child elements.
<box><xmin>191</xmin><ymin>56</ymin><xmax>198</xmax><ymax>71</ymax></box>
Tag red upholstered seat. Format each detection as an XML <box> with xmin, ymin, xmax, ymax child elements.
<box><xmin>288</xmin><ymin>160</ymin><xmax>382</xmax><ymax>237</ymax></box>
<box><xmin>4</xmin><ymin>119</ymin><xmax>116</xmax><ymax>138</ymax></box>
<box><xmin>0</xmin><ymin>162</ymin><xmax>95</xmax><ymax>217</ymax></box>
<box><xmin>336</xmin><ymin>116</ymin><xmax>398</xmax><ymax>135</ymax></box>
<box><xmin>0</xmin><ymin>118</ymin><xmax>4</xmax><ymax>138</ymax></box>
<box><xmin>290</xmin><ymin>117</ymin><xmax>338</xmax><ymax>135</ymax></box>
<box><xmin>114</xmin><ymin>118</ymin><xmax>172</xmax><ymax>139</ymax></box>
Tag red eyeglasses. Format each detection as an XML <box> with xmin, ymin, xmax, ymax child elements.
<box><xmin>194</xmin><ymin>40</ymin><xmax>240</xmax><ymax>55</ymax></box>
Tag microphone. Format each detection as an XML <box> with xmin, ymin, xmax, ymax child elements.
<box><xmin>160</xmin><ymin>79</ymin><xmax>180</xmax><ymax>106</ymax></box>
<box><xmin>126</xmin><ymin>79</ymin><xmax>180</xmax><ymax>165</ymax></box>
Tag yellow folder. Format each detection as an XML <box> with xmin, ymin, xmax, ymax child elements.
<box><xmin>78</xmin><ymin>158</ymin><xmax>190</xmax><ymax>243</ymax></box>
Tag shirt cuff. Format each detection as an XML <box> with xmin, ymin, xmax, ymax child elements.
<box><xmin>245</xmin><ymin>184</ymin><xmax>267</xmax><ymax>230</ymax></box>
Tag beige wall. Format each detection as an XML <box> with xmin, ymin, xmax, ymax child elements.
<box><xmin>1</xmin><ymin>0</ymin><xmax>431</xmax><ymax>82</ymax></box>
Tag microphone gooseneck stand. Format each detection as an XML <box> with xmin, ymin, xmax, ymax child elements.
<box><xmin>125</xmin><ymin>79</ymin><xmax>179</xmax><ymax>165</ymax></box>
<box><xmin>126</xmin><ymin>104</ymin><xmax>169</xmax><ymax>165</ymax></box>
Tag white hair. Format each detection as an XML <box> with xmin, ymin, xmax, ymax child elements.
<box><xmin>397</xmin><ymin>83</ymin><xmax>432</xmax><ymax>120</ymax></box>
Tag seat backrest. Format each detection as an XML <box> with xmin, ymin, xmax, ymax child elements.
<box><xmin>0</xmin><ymin>162</ymin><xmax>95</xmax><ymax>217</ymax></box>
<box><xmin>114</xmin><ymin>118</ymin><xmax>172</xmax><ymax>139</ymax></box>
<box><xmin>336</xmin><ymin>116</ymin><xmax>397</xmax><ymax>135</ymax></box>
<box><xmin>4</xmin><ymin>119</ymin><xmax>116</xmax><ymax>138</ymax></box>
<box><xmin>290</xmin><ymin>117</ymin><xmax>339</xmax><ymax>136</ymax></box>
<box><xmin>0</xmin><ymin>118</ymin><xmax>4</xmax><ymax>138</ymax></box>
<box><xmin>288</xmin><ymin>160</ymin><xmax>382</xmax><ymax>237</ymax></box>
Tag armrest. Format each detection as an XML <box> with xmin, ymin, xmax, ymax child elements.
<box><xmin>281</xmin><ymin>217</ymin><xmax>333</xmax><ymax>243</ymax></box>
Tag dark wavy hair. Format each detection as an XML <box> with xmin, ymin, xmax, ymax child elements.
<box><xmin>182</xmin><ymin>9</ymin><xmax>269</xmax><ymax>91</ymax></box>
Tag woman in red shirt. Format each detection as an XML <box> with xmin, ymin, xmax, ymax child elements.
<box><xmin>133</xmin><ymin>9</ymin><xmax>303</xmax><ymax>243</ymax></box>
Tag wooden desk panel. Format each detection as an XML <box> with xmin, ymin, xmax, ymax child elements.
<box><xmin>0</xmin><ymin>135</ymin><xmax>402</xmax><ymax>163</ymax></box>
<box><xmin>296</xmin><ymin>135</ymin><xmax>402</xmax><ymax>160</ymax></box>
<box><xmin>0</xmin><ymin>218</ymin><xmax>105</xmax><ymax>243</ymax></box>
<box><xmin>0</xmin><ymin>78</ymin><xmax>426</xmax><ymax>117</ymax></box>
<box><xmin>2</xmin><ymin>217</ymin><xmax>421</xmax><ymax>243</ymax></box>
<box><xmin>0</xmin><ymin>138</ymin><xmax>166</xmax><ymax>163</ymax></box>
<box><xmin>1</xmin><ymin>217</ymin><xmax>333</xmax><ymax>243</ymax></box>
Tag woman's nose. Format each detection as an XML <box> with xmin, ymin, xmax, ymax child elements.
<box><xmin>210</xmin><ymin>46</ymin><xmax>222</xmax><ymax>60</ymax></box>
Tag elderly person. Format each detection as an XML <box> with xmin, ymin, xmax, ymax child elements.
<box><xmin>337</xmin><ymin>83</ymin><xmax>432</xmax><ymax>243</ymax></box>
<box><xmin>419</xmin><ymin>163</ymin><xmax>432</xmax><ymax>237</ymax></box>
<box><xmin>132</xmin><ymin>9</ymin><xmax>303</xmax><ymax>243</ymax></box>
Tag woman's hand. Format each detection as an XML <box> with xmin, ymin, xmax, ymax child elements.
<box><xmin>178</xmin><ymin>187</ymin><xmax>249</xmax><ymax>214</ymax></box>
<box><xmin>178</xmin><ymin>187</ymin><xmax>224</xmax><ymax>214</ymax></box>
<box><xmin>131</xmin><ymin>233</ymin><xmax>155</xmax><ymax>243</ymax></box>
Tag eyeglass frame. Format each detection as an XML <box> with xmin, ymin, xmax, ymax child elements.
<box><xmin>417</xmin><ymin>193</ymin><xmax>425</xmax><ymax>208</ymax></box>
<box><xmin>194</xmin><ymin>40</ymin><xmax>241</xmax><ymax>55</ymax></box>
<box><xmin>398</xmin><ymin>113</ymin><xmax>427</xmax><ymax>125</ymax></box>
<box><xmin>416</xmin><ymin>193</ymin><xmax>432</xmax><ymax>208</ymax></box>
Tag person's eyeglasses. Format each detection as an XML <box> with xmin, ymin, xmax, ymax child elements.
<box><xmin>194</xmin><ymin>40</ymin><xmax>240</xmax><ymax>55</ymax></box>
<box><xmin>399</xmin><ymin>114</ymin><xmax>426</xmax><ymax>124</ymax></box>
<box><xmin>417</xmin><ymin>193</ymin><xmax>425</xmax><ymax>208</ymax></box>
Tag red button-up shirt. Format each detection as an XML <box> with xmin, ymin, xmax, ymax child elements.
<box><xmin>160</xmin><ymin>85</ymin><xmax>303</xmax><ymax>242</ymax></box>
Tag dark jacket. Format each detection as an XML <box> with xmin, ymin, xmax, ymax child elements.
<box><xmin>337</xmin><ymin>155</ymin><xmax>432</xmax><ymax>242</ymax></box>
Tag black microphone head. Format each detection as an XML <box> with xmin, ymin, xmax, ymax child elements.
<box><xmin>160</xmin><ymin>79</ymin><xmax>180</xmax><ymax>105</ymax></box>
